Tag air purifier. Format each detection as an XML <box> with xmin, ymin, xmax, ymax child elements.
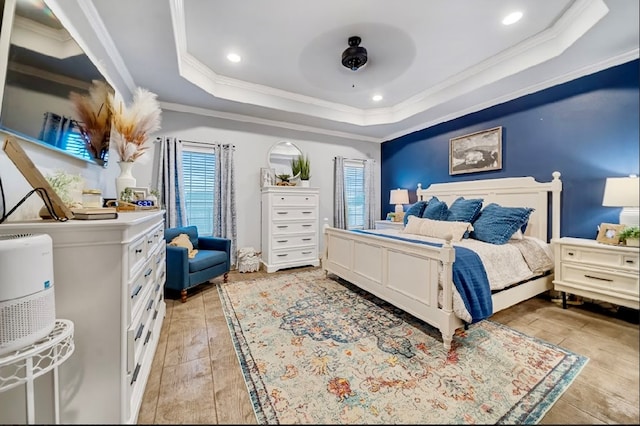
<box><xmin>0</xmin><ymin>233</ymin><xmax>56</xmax><ymax>356</ymax></box>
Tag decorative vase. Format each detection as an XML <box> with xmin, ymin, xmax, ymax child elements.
<box><xmin>115</xmin><ymin>161</ymin><xmax>136</xmax><ymax>201</ymax></box>
<box><xmin>300</xmin><ymin>179</ymin><xmax>310</xmax><ymax>187</ymax></box>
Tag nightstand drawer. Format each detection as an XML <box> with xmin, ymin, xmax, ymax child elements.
<box><xmin>561</xmin><ymin>246</ymin><xmax>625</xmax><ymax>268</ymax></box>
<box><xmin>561</xmin><ymin>264</ymin><xmax>639</xmax><ymax>297</ymax></box>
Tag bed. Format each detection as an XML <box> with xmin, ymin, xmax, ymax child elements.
<box><xmin>321</xmin><ymin>172</ymin><xmax>562</xmax><ymax>350</ymax></box>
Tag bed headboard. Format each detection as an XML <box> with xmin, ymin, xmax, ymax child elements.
<box><xmin>416</xmin><ymin>172</ymin><xmax>562</xmax><ymax>242</ymax></box>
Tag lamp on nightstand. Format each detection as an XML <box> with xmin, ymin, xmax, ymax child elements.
<box><xmin>602</xmin><ymin>175</ymin><xmax>639</xmax><ymax>226</ymax></box>
<box><xmin>390</xmin><ymin>189</ymin><xmax>409</xmax><ymax>222</ymax></box>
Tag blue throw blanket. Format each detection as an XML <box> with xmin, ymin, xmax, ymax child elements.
<box><xmin>351</xmin><ymin>230</ymin><xmax>493</xmax><ymax>323</ymax></box>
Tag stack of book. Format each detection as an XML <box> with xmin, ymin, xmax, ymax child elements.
<box><xmin>71</xmin><ymin>207</ymin><xmax>118</xmax><ymax>220</ymax></box>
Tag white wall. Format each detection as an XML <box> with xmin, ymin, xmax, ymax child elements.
<box><xmin>137</xmin><ymin>110</ymin><xmax>381</xmax><ymax>252</ymax></box>
<box><xmin>1</xmin><ymin>109</ymin><xmax>381</xmax><ymax>253</ymax></box>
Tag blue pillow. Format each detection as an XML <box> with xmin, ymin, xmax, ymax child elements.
<box><xmin>470</xmin><ymin>203</ymin><xmax>534</xmax><ymax>245</ymax></box>
<box><xmin>403</xmin><ymin>200</ymin><xmax>428</xmax><ymax>226</ymax></box>
<box><xmin>447</xmin><ymin>197</ymin><xmax>484</xmax><ymax>238</ymax></box>
<box><xmin>446</xmin><ymin>197</ymin><xmax>483</xmax><ymax>223</ymax></box>
<box><xmin>422</xmin><ymin>196</ymin><xmax>448</xmax><ymax>220</ymax></box>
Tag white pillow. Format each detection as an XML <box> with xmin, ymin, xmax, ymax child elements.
<box><xmin>402</xmin><ymin>216</ymin><xmax>473</xmax><ymax>242</ymax></box>
<box><xmin>510</xmin><ymin>229</ymin><xmax>524</xmax><ymax>240</ymax></box>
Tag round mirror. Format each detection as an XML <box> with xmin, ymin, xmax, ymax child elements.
<box><xmin>268</xmin><ymin>141</ymin><xmax>303</xmax><ymax>179</ymax></box>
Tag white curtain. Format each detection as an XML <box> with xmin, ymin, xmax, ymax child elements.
<box><xmin>214</xmin><ymin>144</ymin><xmax>238</xmax><ymax>266</ymax></box>
<box><xmin>363</xmin><ymin>159</ymin><xmax>376</xmax><ymax>230</ymax></box>
<box><xmin>152</xmin><ymin>136</ymin><xmax>186</xmax><ymax>228</ymax></box>
<box><xmin>333</xmin><ymin>156</ymin><xmax>347</xmax><ymax>229</ymax></box>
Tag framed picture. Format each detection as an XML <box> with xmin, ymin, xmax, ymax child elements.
<box><xmin>449</xmin><ymin>126</ymin><xmax>502</xmax><ymax>175</ymax></box>
<box><xmin>260</xmin><ymin>167</ymin><xmax>275</xmax><ymax>188</ymax></box>
<box><xmin>596</xmin><ymin>223</ymin><xmax>625</xmax><ymax>245</ymax></box>
<box><xmin>129</xmin><ymin>187</ymin><xmax>148</xmax><ymax>201</ymax></box>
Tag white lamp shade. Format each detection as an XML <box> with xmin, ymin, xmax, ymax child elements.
<box><xmin>389</xmin><ymin>189</ymin><xmax>409</xmax><ymax>205</ymax></box>
<box><xmin>602</xmin><ymin>177</ymin><xmax>639</xmax><ymax>207</ymax></box>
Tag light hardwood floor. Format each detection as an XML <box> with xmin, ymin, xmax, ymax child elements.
<box><xmin>138</xmin><ymin>267</ymin><xmax>639</xmax><ymax>424</ymax></box>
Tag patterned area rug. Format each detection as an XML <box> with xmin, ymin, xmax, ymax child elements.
<box><xmin>218</xmin><ymin>269</ymin><xmax>588</xmax><ymax>424</ymax></box>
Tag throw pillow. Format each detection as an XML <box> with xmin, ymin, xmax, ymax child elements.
<box><xmin>403</xmin><ymin>200</ymin><xmax>428</xmax><ymax>226</ymax></box>
<box><xmin>422</xmin><ymin>196</ymin><xmax>449</xmax><ymax>220</ymax></box>
<box><xmin>169</xmin><ymin>233</ymin><xmax>199</xmax><ymax>259</ymax></box>
<box><xmin>446</xmin><ymin>197</ymin><xmax>483</xmax><ymax>238</ymax></box>
<box><xmin>402</xmin><ymin>216</ymin><xmax>473</xmax><ymax>242</ymax></box>
<box><xmin>470</xmin><ymin>203</ymin><xmax>534</xmax><ymax>245</ymax></box>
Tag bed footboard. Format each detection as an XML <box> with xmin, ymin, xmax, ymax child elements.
<box><xmin>322</xmin><ymin>226</ymin><xmax>464</xmax><ymax>350</ymax></box>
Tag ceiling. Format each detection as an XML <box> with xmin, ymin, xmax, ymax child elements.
<box><xmin>46</xmin><ymin>0</ymin><xmax>639</xmax><ymax>143</ymax></box>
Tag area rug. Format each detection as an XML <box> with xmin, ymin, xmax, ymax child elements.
<box><xmin>218</xmin><ymin>269</ymin><xmax>588</xmax><ymax>424</ymax></box>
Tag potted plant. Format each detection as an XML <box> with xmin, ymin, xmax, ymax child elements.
<box><xmin>291</xmin><ymin>154</ymin><xmax>311</xmax><ymax>187</ymax></box>
<box><xmin>619</xmin><ymin>225</ymin><xmax>640</xmax><ymax>247</ymax></box>
<box><xmin>276</xmin><ymin>173</ymin><xmax>291</xmax><ymax>186</ymax></box>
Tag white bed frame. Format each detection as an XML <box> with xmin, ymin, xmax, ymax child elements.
<box><xmin>322</xmin><ymin>172</ymin><xmax>562</xmax><ymax>350</ymax></box>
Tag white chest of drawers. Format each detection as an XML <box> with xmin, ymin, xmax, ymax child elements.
<box><xmin>552</xmin><ymin>237</ymin><xmax>639</xmax><ymax>309</ymax></box>
<box><xmin>0</xmin><ymin>211</ymin><xmax>166</xmax><ymax>424</ymax></box>
<box><xmin>261</xmin><ymin>186</ymin><xmax>320</xmax><ymax>273</ymax></box>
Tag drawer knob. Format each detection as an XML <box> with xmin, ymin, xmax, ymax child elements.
<box><xmin>625</xmin><ymin>259</ymin><xmax>636</xmax><ymax>264</ymax></box>
<box><xmin>277</xmin><ymin>254</ymin><xmax>288</xmax><ymax>257</ymax></box>
<box><xmin>277</xmin><ymin>211</ymin><xmax>288</xmax><ymax>215</ymax></box>
<box><xmin>277</xmin><ymin>225</ymin><xmax>288</xmax><ymax>229</ymax></box>
<box><xmin>135</xmin><ymin>249</ymin><xmax>143</xmax><ymax>254</ymax></box>
<box><xmin>567</xmin><ymin>251</ymin><xmax>574</xmax><ymax>256</ymax></box>
<box><xmin>131</xmin><ymin>285</ymin><xmax>142</xmax><ymax>298</ymax></box>
<box><xmin>130</xmin><ymin>364</ymin><xmax>141</xmax><ymax>385</ymax></box>
<box><xmin>302</xmin><ymin>238</ymin><xmax>311</xmax><ymax>241</ymax></box>
<box><xmin>302</xmin><ymin>251</ymin><xmax>312</xmax><ymax>255</ymax></box>
<box><xmin>277</xmin><ymin>240</ymin><xmax>288</xmax><ymax>243</ymax></box>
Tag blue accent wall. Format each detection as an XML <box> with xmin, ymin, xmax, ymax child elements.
<box><xmin>381</xmin><ymin>59</ymin><xmax>640</xmax><ymax>239</ymax></box>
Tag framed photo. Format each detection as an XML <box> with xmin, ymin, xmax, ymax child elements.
<box><xmin>260</xmin><ymin>167</ymin><xmax>275</xmax><ymax>188</ymax></box>
<box><xmin>449</xmin><ymin>126</ymin><xmax>502</xmax><ymax>175</ymax></box>
<box><xmin>129</xmin><ymin>187</ymin><xmax>148</xmax><ymax>201</ymax></box>
<box><xmin>596</xmin><ymin>223</ymin><xmax>625</xmax><ymax>245</ymax></box>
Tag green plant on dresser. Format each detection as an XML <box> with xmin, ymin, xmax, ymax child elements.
<box><xmin>619</xmin><ymin>225</ymin><xmax>640</xmax><ymax>246</ymax></box>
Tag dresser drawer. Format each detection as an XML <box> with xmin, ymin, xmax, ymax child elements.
<box><xmin>561</xmin><ymin>263</ymin><xmax>639</xmax><ymax>298</ymax></box>
<box><xmin>128</xmin><ymin>236</ymin><xmax>147</xmax><ymax>278</ymax></box>
<box><xmin>146</xmin><ymin>224</ymin><xmax>164</xmax><ymax>255</ymax></box>
<box><xmin>561</xmin><ymin>245</ymin><xmax>639</xmax><ymax>271</ymax></box>
<box><xmin>272</xmin><ymin>206</ymin><xmax>317</xmax><ymax>221</ymax></box>
<box><xmin>272</xmin><ymin>221</ymin><xmax>316</xmax><ymax>234</ymax></box>
<box><xmin>271</xmin><ymin>247</ymin><xmax>317</xmax><ymax>265</ymax></box>
<box><xmin>272</xmin><ymin>234</ymin><xmax>316</xmax><ymax>249</ymax></box>
<box><xmin>272</xmin><ymin>193</ymin><xmax>317</xmax><ymax>206</ymax></box>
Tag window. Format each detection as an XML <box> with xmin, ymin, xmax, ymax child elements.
<box><xmin>182</xmin><ymin>145</ymin><xmax>215</xmax><ymax>235</ymax></box>
<box><xmin>344</xmin><ymin>160</ymin><xmax>365</xmax><ymax>229</ymax></box>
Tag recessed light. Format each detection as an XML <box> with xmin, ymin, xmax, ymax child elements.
<box><xmin>502</xmin><ymin>11</ymin><xmax>523</xmax><ymax>25</ymax></box>
<box><xmin>372</xmin><ymin>94</ymin><xmax>383</xmax><ymax>102</ymax></box>
<box><xmin>227</xmin><ymin>53</ymin><xmax>241</xmax><ymax>63</ymax></box>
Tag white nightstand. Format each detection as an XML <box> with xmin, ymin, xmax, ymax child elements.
<box><xmin>552</xmin><ymin>237</ymin><xmax>639</xmax><ymax>310</ymax></box>
<box><xmin>374</xmin><ymin>220</ymin><xmax>404</xmax><ymax>231</ymax></box>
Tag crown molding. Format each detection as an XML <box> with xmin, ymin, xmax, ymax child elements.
<box><xmin>171</xmin><ymin>0</ymin><xmax>609</xmax><ymax>128</ymax></box>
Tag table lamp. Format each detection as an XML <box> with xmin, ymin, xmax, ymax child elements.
<box><xmin>390</xmin><ymin>189</ymin><xmax>409</xmax><ymax>222</ymax></box>
<box><xmin>602</xmin><ymin>175</ymin><xmax>639</xmax><ymax>226</ymax></box>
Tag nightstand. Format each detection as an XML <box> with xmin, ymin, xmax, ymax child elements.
<box><xmin>374</xmin><ymin>220</ymin><xmax>404</xmax><ymax>231</ymax></box>
<box><xmin>552</xmin><ymin>237</ymin><xmax>639</xmax><ymax>310</ymax></box>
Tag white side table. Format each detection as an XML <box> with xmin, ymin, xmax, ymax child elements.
<box><xmin>0</xmin><ymin>320</ymin><xmax>75</xmax><ymax>424</ymax></box>
<box><xmin>374</xmin><ymin>220</ymin><xmax>405</xmax><ymax>231</ymax></box>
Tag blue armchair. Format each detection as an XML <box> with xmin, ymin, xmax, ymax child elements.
<box><xmin>164</xmin><ymin>225</ymin><xmax>231</xmax><ymax>302</ymax></box>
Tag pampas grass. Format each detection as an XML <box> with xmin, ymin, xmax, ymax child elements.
<box><xmin>109</xmin><ymin>87</ymin><xmax>162</xmax><ymax>163</ymax></box>
<box><xmin>69</xmin><ymin>80</ymin><xmax>112</xmax><ymax>161</ymax></box>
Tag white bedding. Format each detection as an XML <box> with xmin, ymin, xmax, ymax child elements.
<box><xmin>364</xmin><ymin>228</ymin><xmax>554</xmax><ymax>322</ymax></box>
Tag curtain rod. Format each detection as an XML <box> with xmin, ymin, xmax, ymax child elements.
<box><xmin>154</xmin><ymin>137</ymin><xmax>235</xmax><ymax>148</ymax></box>
<box><xmin>333</xmin><ymin>157</ymin><xmax>373</xmax><ymax>162</ymax></box>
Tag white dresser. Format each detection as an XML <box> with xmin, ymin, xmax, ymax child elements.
<box><xmin>0</xmin><ymin>211</ymin><xmax>166</xmax><ymax>424</ymax></box>
<box><xmin>552</xmin><ymin>237</ymin><xmax>639</xmax><ymax>310</ymax></box>
<box><xmin>261</xmin><ymin>186</ymin><xmax>320</xmax><ymax>273</ymax></box>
